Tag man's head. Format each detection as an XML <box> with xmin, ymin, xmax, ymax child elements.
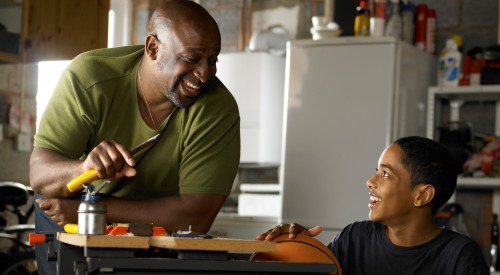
<box><xmin>393</xmin><ymin>136</ymin><xmax>457</xmax><ymax>214</ymax></box>
<box><xmin>143</xmin><ymin>0</ymin><xmax>221</xmax><ymax>108</ymax></box>
<box><xmin>367</xmin><ymin>136</ymin><xmax>457</xmax><ymax>224</ymax></box>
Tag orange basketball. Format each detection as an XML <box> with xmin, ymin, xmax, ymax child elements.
<box><xmin>250</xmin><ymin>234</ymin><xmax>342</xmax><ymax>275</ymax></box>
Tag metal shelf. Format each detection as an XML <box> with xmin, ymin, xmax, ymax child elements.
<box><xmin>428</xmin><ymin>85</ymin><xmax>500</xmax><ymax>102</ymax></box>
<box><xmin>457</xmin><ymin>177</ymin><xmax>500</xmax><ymax>189</ymax></box>
<box><xmin>427</xmin><ymin>85</ymin><xmax>500</xmax><ymax>190</ymax></box>
<box><xmin>426</xmin><ymin>85</ymin><xmax>500</xmax><ymax>139</ymax></box>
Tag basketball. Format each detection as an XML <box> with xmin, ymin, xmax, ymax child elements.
<box><xmin>250</xmin><ymin>234</ymin><xmax>342</xmax><ymax>275</ymax></box>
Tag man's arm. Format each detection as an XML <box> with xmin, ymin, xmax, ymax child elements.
<box><xmin>30</xmin><ymin>147</ymin><xmax>86</xmax><ymax>199</ymax></box>
<box><xmin>105</xmin><ymin>193</ymin><xmax>226</xmax><ymax>233</ymax></box>
<box><xmin>30</xmin><ymin>142</ymin><xmax>137</xmax><ymax>198</ymax></box>
<box><xmin>36</xmin><ymin>192</ymin><xmax>226</xmax><ymax>233</ymax></box>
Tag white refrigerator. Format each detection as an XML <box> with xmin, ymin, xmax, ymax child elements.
<box><xmin>279</xmin><ymin>37</ymin><xmax>436</xmax><ymax>244</ymax></box>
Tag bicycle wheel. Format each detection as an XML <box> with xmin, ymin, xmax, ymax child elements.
<box><xmin>0</xmin><ymin>251</ymin><xmax>37</xmax><ymax>275</ymax></box>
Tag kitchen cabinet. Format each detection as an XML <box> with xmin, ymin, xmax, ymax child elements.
<box><xmin>426</xmin><ymin>85</ymin><xmax>500</xmax><ymax>189</ymax></box>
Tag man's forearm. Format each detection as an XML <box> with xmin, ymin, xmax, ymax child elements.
<box><xmin>104</xmin><ymin>193</ymin><xmax>226</xmax><ymax>233</ymax></box>
<box><xmin>30</xmin><ymin>147</ymin><xmax>85</xmax><ymax>198</ymax></box>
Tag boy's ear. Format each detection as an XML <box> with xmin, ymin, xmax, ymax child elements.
<box><xmin>414</xmin><ymin>184</ymin><xmax>435</xmax><ymax>208</ymax></box>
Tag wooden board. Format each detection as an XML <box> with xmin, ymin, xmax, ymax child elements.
<box><xmin>58</xmin><ymin>233</ymin><xmax>149</xmax><ymax>249</ymax></box>
<box><xmin>149</xmin><ymin>236</ymin><xmax>275</xmax><ymax>252</ymax></box>
<box><xmin>57</xmin><ymin>233</ymin><xmax>275</xmax><ymax>253</ymax></box>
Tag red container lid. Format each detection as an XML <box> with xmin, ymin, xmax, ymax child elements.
<box><xmin>427</xmin><ymin>8</ymin><xmax>436</xmax><ymax>18</ymax></box>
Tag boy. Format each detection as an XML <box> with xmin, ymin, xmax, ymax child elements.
<box><xmin>258</xmin><ymin>136</ymin><xmax>489</xmax><ymax>274</ymax></box>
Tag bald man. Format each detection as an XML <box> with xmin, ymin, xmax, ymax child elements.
<box><xmin>30</xmin><ymin>1</ymin><xmax>240</xmax><ymax>273</ymax></box>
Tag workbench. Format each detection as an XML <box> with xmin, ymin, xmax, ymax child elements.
<box><xmin>56</xmin><ymin>233</ymin><xmax>338</xmax><ymax>274</ymax></box>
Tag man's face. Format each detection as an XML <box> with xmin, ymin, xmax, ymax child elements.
<box><xmin>153</xmin><ymin>22</ymin><xmax>221</xmax><ymax>108</ymax></box>
<box><xmin>366</xmin><ymin>144</ymin><xmax>418</xmax><ymax>226</ymax></box>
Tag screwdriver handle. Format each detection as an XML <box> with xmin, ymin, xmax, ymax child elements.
<box><xmin>66</xmin><ymin>170</ymin><xmax>99</xmax><ymax>192</ymax></box>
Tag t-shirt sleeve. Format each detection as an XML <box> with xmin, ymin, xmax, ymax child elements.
<box><xmin>454</xmin><ymin>241</ymin><xmax>490</xmax><ymax>275</ymax></box>
<box><xmin>34</xmin><ymin>68</ymin><xmax>97</xmax><ymax>158</ymax></box>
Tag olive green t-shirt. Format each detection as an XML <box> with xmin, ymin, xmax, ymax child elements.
<box><xmin>34</xmin><ymin>45</ymin><xmax>240</xmax><ymax>199</ymax></box>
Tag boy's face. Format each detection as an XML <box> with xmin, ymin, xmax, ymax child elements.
<box><xmin>366</xmin><ymin>144</ymin><xmax>419</xmax><ymax>226</ymax></box>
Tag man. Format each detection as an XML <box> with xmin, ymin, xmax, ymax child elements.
<box><xmin>30</xmin><ymin>1</ymin><xmax>240</xmax><ymax>274</ymax></box>
<box><xmin>257</xmin><ymin>136</ymin><xmax>489</xmax><ymax>274</ymax></box>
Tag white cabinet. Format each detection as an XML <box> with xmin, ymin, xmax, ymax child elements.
<box><xmin>426</xmin><ymin>85</ymin><xmax>500</xmax><ymax>189</ymax></box>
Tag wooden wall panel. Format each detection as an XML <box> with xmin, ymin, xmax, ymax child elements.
<box><xmin>26</xmin><ymin>0</ymin><xmax>109</xmax><ymax>62</ymax></box>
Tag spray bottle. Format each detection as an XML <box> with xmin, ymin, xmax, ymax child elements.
<box><xmin>438</xmin><ymin>39</ymin><xmax>462</xmax><ymax>87</ymax></box>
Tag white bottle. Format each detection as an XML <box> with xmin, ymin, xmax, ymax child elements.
<box><xmin>439</xmin><ymin>39</ymin><xmax>462</xmax><ymax>87</ymax></box>
<box><xmin>401</xmin><ymin>1</ymin><xmax>414</xmax><ymax>44</ymax></box>
<box><xmin>371</xmin><ymin>0</ymin><xmax>387</xmax><ymax>37</ymax></box>
<box><xmin>385</xmin><ymin>0</ymin><xmax>402</xmax><ymax>39</ymax></box>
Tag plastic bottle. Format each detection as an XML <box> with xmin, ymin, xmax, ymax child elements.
<box><xmin>451</xmin><ymin>34</ymin><xmax>464</xmax><ymax>53</ymax></box>
<box><xmin>372</xmin><ymin>0</ymin><xmax>387</xmax><ymax>37</ymax></box>
<box><xmin>385</xmin><ymin>0</ymin><xmax>402</xmax><ymax>39</ymax></box>
<box><xmin>354</xmin><ymin>0</ymin><xmax>371</xmax><ymax>36</ymax></box>
<box><xmin>426</xmin><ymin>8</ymin><xmax>436</xmax><ymax>54</ymax></box>
<box><xmin>439</xmin><ymin>39</ymin><xmax>462</xmax><ymax>87</ymax></box>
<box><xmin>401</xmin><ymin>1</ymin><xmax>415</xmax><ymax>44</ymax></box>
<box><xmin>415</xmin><ymin>4</ymin><xmax>428</xmax><ymax>51</ymax></box>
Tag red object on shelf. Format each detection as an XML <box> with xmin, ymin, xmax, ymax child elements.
<box><xmin>460</xmin><ymin>55</ymin><xmax>472</xmax><ymax>86</ymax></box>
<box><xmin>415</xmin><ymin>4</ymin><xmax>428</xmax><ymax>51</ymax></box>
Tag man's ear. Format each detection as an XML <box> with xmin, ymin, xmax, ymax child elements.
<box><xmin>414</xmin><ymin>184</ymin><xmax>435</xmax><ymax>208</ymax></box>
<box><xmin>145</xmin><ymin>35</ymin><xmax>160</xmax><ymax>60</ymax></box>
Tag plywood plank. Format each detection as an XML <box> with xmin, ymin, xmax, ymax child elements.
<box><xmin>149</xmin><ymin>236</ymin><xmax>275</xmax><ymax>252</ymax></box>
<box><xmin>58</xmin><ymin>233</ymin><xmax>149</xmax><ymax>249</ymax></box>
<box><xmin>57</xmin><ymin>233</ymin><xmax>275</xmax><ymax>253</ymax></box>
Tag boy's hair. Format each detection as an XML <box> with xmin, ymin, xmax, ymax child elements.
<box><xmin>393</xmin><ymin>136</ymin><xmax>457</xmax><ymax>214</ymax></box>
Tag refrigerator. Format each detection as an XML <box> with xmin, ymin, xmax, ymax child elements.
<box><xmin>279</xmin><ymin>37</ymin><xmax>436</xmax><ymax>244</ymax></box>
<box><xmin>216</xmin><ymin>52</ymin><xmax>285</xmax><ymax>164</ymax></box>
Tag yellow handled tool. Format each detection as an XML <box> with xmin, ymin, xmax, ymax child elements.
<box><xmin>67</xmin><ymin>170</ymin><xmax>100</xmax><ymax>192</ymax></box>
<box><xmin>66</xmin><ymin>133</ymin><xmax>161</xmax><ymax>192</ymax></box>
<box><xmin>64</xmin><ymin>223</ymin><xmax>79</xmax><ymax>234</ymax></box>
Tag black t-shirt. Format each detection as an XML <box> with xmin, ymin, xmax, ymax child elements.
<box><xmin>328</xmin><ymin>221</ymin><xmax>489</xmax><ymax>275</ymax></box>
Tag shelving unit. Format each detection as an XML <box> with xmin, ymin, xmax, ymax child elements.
<box><xmin>427</xmin><ymin>85</ymin><xmax>500</xmax><ymax>273</ymax></box>
<box><xmin>427</xmin><ymin>85</ymin><xmax>500</xmax><ymax>189</ymax></box>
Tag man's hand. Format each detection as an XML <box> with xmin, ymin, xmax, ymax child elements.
<box><xmin>83</xmin><ymin>140</ymin><xmax>137</xmax><ymax>180</ymax></box>
<box><xmin>36</xmin><ymin>197</ymin><xmax>80</xmax><ymax>226</ymax></box>
<box><xmin>256</xmin><ymin>223</ymin><xmax>323</xmax><ymax>241</ymax></box>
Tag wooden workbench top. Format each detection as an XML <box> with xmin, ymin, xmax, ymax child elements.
<box><xmin>57</xmin><ymin>232</ymin><xmax>275</xmax><ymax>253</ymax></box>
